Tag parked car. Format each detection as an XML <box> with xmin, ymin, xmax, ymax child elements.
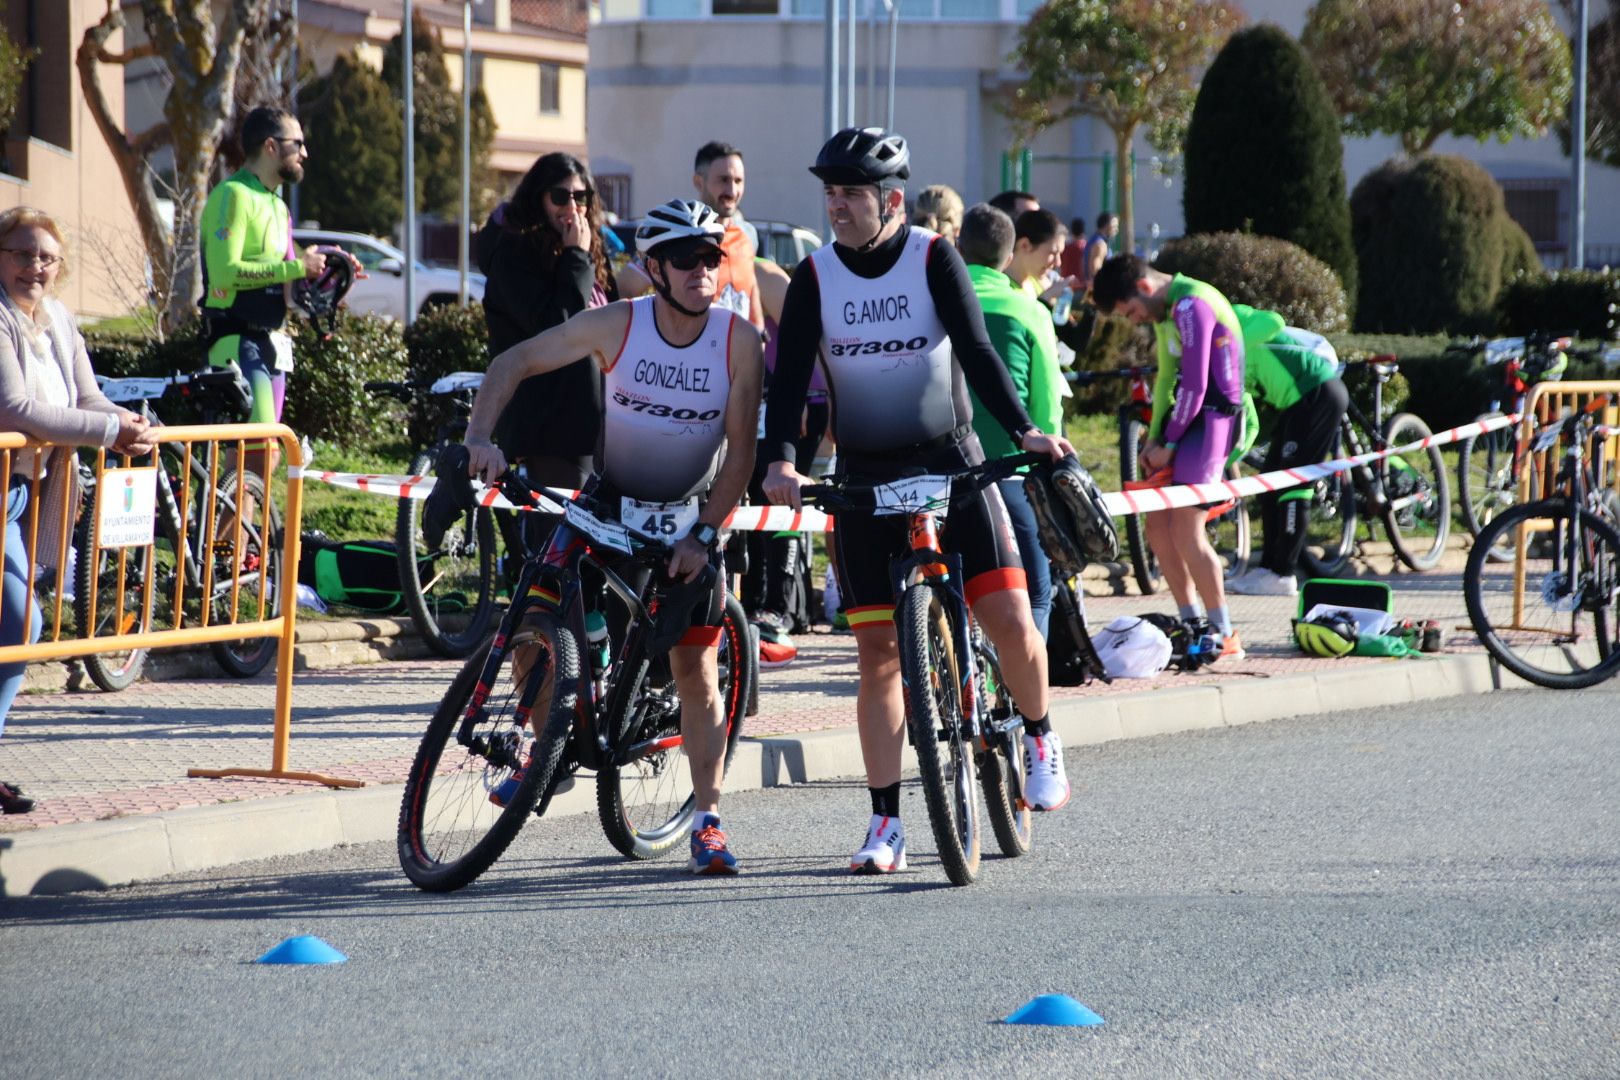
<box><xmin>608</xmin><ymin>218</ymin><xmax>822</xmax><ymax>269</ymax></box>
<box><xmin>292</xmin><ymin>229</ymin><xmax>485</xmax><ymax>322</ymax></box>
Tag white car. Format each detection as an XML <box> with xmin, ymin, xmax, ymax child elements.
<box><xmin>292</xmin><ymin>229</ymin><xmax>486</xmax><ymax>322</ymax></box>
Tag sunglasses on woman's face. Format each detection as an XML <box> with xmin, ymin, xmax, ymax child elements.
<box><xmin>547</xmin><ymin>186</ymin><xmax>593</xmax><ymax>208</ymax></box>
<box><xmin>663</xmin><ymin>248</ymin><xmax>723</xmax><ymax>272</ymax></box>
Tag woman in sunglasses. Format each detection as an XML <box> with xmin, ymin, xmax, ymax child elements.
<box><xmin>475</xmin><ymin>152</ymin><xmax>619</xmax><ymax>493</ymax></box>
<box><xmin>0</xmin><ymin>207</ymin><xmax>155</xmax><ymax>814</ymax></box>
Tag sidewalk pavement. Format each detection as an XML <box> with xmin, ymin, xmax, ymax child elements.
<box><xmin>0</xmin><ymin>563</ymin><xmax>1519</xmax><ymax>897</ymax></box>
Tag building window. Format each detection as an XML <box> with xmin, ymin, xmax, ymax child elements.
<box><xmin>597</xmin><ymin>174</ymin><xmax>633</xmax><ymax>222</ymax></box>
<box><xmin>539</xmin><ymin>63</ymin><xmax>561</xmax><ymax>115</ymax></box>
<box><xmin>469</xmin><ymin>55</ymin><xmax>484</xmax><ymax>92</ymax></box>
<box><xmin>1500</xmin><ymin>179</ymin><xmax>1564</xmax><ymax>251</ymax></box>
<box><xmin>713</xmin><ymin>0</ymin><xmax>779</xmax><ymax>13</ymax></box>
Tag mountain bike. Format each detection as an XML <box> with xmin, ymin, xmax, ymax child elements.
<box><xmin>365</xmin><ymin>373</ymin><xmax>498</xmax><ymax>658</ymax></box>
<box><xmin>73</xmin><ymin>367</ymin><xmax>282</xmax><ymax>688</ymax></box>
<box><xmin>1069</xmin><ymin>366</ymin><xmax>1250</xmax><ymax>594</ymax></box>
<box><xmin>397</xmin><ymin>471</ymin><xmax>752</xmax><ymax>892</ymax></box>
<box><xmin>800</xmin><ymin>452</ymin><xmax>1048</xmax><ymax>886</ymax></box>
<box><xmin>1296</xmin><ymin>356</ymin><xmax>1451</xmax><ymax>576</ymax></box>
<box><xmin>1464</xmin><ymin>396</ymin><xmax>1620</xmax><ymax>689</ymax></box>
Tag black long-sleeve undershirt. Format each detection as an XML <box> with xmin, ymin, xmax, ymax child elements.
<box><xmin>765</xmin><ymin>224</ymin><xmax>1032</xmax><ymax>466</ymax></box>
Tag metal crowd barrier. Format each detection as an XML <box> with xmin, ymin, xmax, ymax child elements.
<box><xmin>0</xmin><ymin>423</ymin><xmax>357</xmax><ymax>789</ymax></box>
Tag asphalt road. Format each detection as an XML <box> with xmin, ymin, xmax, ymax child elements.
<box><xmin>2</xmin><ymin>685</ymin><xmax>1617</xmax><ymax>1078</ymax></box>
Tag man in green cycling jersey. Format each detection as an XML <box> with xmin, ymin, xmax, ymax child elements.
<box><xmin>199</xmin><ymin>106</ymin><xmax>359</xmax><ymax>479</ymax></box>
<box><xmin>1223</xmin><ymin>314</ymin><xmax>1349</xmax><ymax>597</ymax></box>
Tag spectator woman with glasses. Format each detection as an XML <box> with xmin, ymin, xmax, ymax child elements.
<box><xmin>475</xmin><ymin>152</ymin><xmax>620</xmax><ymax>494</ymax></box>
<box><xmin>0</xmin><ymin>207</ymin><xmax>156</xmax><ymax>814</ymax></box>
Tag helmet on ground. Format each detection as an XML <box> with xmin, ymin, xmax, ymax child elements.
<box><xmin>291</xmin><ymin>245</ymin><xmax>355</xmax><ymax>339</ymax></box>
<box><xmin>1293</xmin><ymin>611</ymin><xmax>1358</xmax><ymax>658</ymax></box>
<box><xmin>1024</xmin><ymin>454</ymin><xmax>1120</xmax><ymax>576</ymax></box>
<box><xmin>809</xmin><ymin>127</ymin><xmax>910</xmax><ymax>187</ymax></box>
<box><xmin>634</xmin><ymin>199</ymin><xmax>726</xmax><ymax>256</ymax></box>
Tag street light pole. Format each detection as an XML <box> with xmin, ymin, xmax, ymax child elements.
<box><xmin>460</xmin><ymin>0</ymin><xmax>474</xmax><ymax>307</ymax></box>
<box><xmin>1572</xmin><ymin>0</ymin><xmax>1590</xmax><ymax>270</ymax></box>
<box><xmin>403</xmin><ymin>0</ymin><xmax>417</xmax><ymax>324</ymax></box>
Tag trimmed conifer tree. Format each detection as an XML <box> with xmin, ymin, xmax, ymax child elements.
<box><xmin>1182</xmin><ymin>23</ymin><xmax>1357</xmax><ymax>312</ymax></box>
<box><xmin>297</xmin><ymin>54</ymin><xmax>404</xmax><ymax>237</ymax></box>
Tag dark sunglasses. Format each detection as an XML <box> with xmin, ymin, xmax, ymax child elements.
<box><xmin>274</xmin><ymin>136</ymin><xmax>306</xmax><ymax>151</ymax></box>
<box><xmin>663</xmin><ymin>248</ymin><xmax>723</xmax><ymax>272</ymax></box>
<box><xmin>546</xmin><ymin>186</ymin><xmax>593</xmax><ymax>208</ymax></box>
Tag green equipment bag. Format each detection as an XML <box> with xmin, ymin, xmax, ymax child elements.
<box><xmin>1294</xmin><ymin>578</ymin><xmax>1395</xmax><ymax>656</ymax></box>
<box><xmin>297</xmin><ymin>535</ymin><xmax>430</xmax><ymax>615</ymax></box>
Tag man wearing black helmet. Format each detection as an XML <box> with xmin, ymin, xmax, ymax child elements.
<box><xmin>762</xmin><ymin>127</ymin><xmax>1077</xmax><ymax>875</ymax></box>
<box><xmin>461</xmin><ymin>198</ymin><xmax>764</xmax><ymax>876</ymax></box>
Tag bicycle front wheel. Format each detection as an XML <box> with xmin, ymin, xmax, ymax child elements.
<box><xmin>597</xmin><ymin>594</ymin><xmax>751</xmax><ymax>860</ymax></box>
<box><xmin>207</xmin><ymin>470</ymin><xmax>281</xmax><ymax>678</ymax></box>
<box><xmin>1119</xmin><ymin>410</ymin><xmax>1161</xmax><ymax>595</ymax></box>
<box><xmin>897</xmin><ymin>583</ymin><xmax>981</xmax><ymax>885</ymax></box>
<box><xmin>1380</xmin><ymin>412</ymin><xmax>1451</xmax><ymax>571</ymax></box>
<box><xmin>974</xmin><ymin>636</ymin><xmax>1030</xmax><ymax>858</ymax></box>
<box><xmin>397</xmin><ymin>613</ymin><xmax>580</xmax><ymax>891</ymax></box>
<box><xmin>398</xmin><ymin>448</ymin><xmax>498</xmax><ymax>658</ymax></box>
<box><xmin>1464</xmin><ymin>500</ymin><xmax>1620</xmax><ymax>690</ymax></box>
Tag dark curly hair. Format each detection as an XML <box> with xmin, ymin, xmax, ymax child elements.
<box><xmin>505</xmin><ymin>152</ymin><xmax>613</xmax><ymax>295</ymax></box>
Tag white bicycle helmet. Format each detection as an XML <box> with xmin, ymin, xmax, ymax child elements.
<box><xmin>634</xmin><ymin>199</ymin><xmax>726</xmax><ymax>256</ymax></box>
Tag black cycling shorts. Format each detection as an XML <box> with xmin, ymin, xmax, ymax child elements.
<box><xmin>830</xmin><ymin>434</ymin><xmax>1025</xmax><ymax>634</ymax></box>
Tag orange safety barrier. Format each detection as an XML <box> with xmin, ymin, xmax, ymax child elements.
<box><xmin>1507</xmin><ymin>381</ymin><xmax>1620</xmax><ymax>634</ymax></box>
<box><xmin>0</xmin><ymin>423</ymin><xmax>359</xmax><ymax>789</ymax></box>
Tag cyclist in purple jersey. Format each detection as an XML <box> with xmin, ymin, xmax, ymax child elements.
<box><xmin>1092</xmin><ymin>254</ymin><xmax>1247</xmax><ymax>660</ymax></box>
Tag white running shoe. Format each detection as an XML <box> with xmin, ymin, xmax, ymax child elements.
<box><xmin>1226</xmin><ymin>568</ymin><xmax>1298</xmax><ymax>597</ymax></box>
<box><xmin>850</xmin><ymin>814</ymin><xmax>907</xmax><ymax>874</ymax></box>
<box><xmin>1022</xmin><ymin>732</ymin><xmax>1071</xmax><ymax>812</ymax></box>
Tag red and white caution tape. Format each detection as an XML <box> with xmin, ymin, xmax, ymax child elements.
<box><xmin>312</xmin><ymin>411</ymin><xmax>1518</xmax><ymax>531</ymax></box>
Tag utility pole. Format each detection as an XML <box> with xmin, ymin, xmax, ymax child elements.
<box><xmin>1572</xmin><ymin>0</ymin><xmax>1590</xmax><ymax>270</ymax></box>
<box><xmin>403</xmin><ymin>0</ymin><xmax>417</xmax><ymax>324</ymax></box>
<box><xmin>460</xmin><ymin>0</ymin><xmax>477</xmax><ymax>307</ymax></box>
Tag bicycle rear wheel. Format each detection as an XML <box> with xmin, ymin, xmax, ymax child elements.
<box><xmin>974</xmin><ymin>635</ymin><xmax>1030</xmax><ymax>858</ymax></box>
<box><xmin>1298</xmin><ymin>429</ymin><xmax>1357</xmax><ymax>578</ymax></box>
<box><xmin>1460</xmin><ymin>420</ymin><xmax>1538</xmax><ymax>562</ymax></box>
<box><xmin>397</xmin><ymin>613</ymin><xmax>580</xmax><ymax>891</ymax></box>
<box><xmin>597</xmin><ymin>594</ymin><xmax>751</xmax><ymax>860</ymax></box>
<box><xmin>1464</xmin><ymin>500</ymin><xmax>1620</xmax><ymax>690</ymax></box>
<box><xmin>71</xmin><ymin>511</ymin><xmax>151</xmax><ymax>692</ymax></box>
<box><xmin>1119</xmin><ymin>410</ymin><xmax>1161</xmax><ymax>595</ymax></box>
<box><xmin>207</xmin><ymin>470</ymin><xmax>281</xmax><ymax>678</ymax></box>
<box><xmin>398</xmin><ymin>448</ymin><xmax>498</xmax><ymax>658</ymax></box>
<box><xmin>897</xmin><ymin>583</ymin><xmax>981</xmax><ymax>885</ymax></box>
<box><xmin>1380</xmin><ymin>412</ymin><xmax>1451</xmax><ymax>571</ymax></box>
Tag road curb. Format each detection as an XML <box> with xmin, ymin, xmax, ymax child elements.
<box><xmin>0</xmin><ymin>651</ymin><xmax>1521</xmax><ymax>898</ymax></box>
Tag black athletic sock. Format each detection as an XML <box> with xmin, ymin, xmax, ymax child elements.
<box><xmin>870</xmin><ymin>782</ymin><xmax>902</xmax><ymax>818</ymax></box>
<box><xmin>1022</xmin><ymin>712</ymin><xmax>1052</xmax><ymax>737</ymax></box>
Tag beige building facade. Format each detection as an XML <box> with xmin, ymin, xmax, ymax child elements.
<box><xmin>0</xmin><ymin>0</ymin><xmax>146</xmax><ymax>319</ymax></box>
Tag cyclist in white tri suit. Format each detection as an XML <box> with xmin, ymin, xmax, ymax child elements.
<box><xmin>763</xmin><ymin>128</ymin><xmax>1076</xmax><ymax>875</ymax></box>
<box><xmin>463</xmin><ymin>199</ymin><xmax>764</xmax><ymax>875</ymax></box>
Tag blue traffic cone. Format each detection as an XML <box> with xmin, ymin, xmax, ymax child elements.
<box><xmin>256</xmin><ymin>935</ymin><xmax>348</xmax><ymax>965</ymax></box>
<box><xmin>1002</xmin><ymin>994</ymin><xmax>1104</xmax><ymax>1027</ymax></box>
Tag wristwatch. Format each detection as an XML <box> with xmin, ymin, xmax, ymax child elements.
<box><xmin>689</xmin><ymin>522</ymin><xmax>720</xmax><ymax>549</ymax></box>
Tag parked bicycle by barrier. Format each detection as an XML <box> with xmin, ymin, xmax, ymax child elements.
<box><xmin>397</xmin><ymin>469</ymin><xmax>752</xmax><ymax>893</ymax></box>
<box><xmin>1456</xmin><ymin>334</ymin><xmax>1620</xmax><ymax>561</ymax></box>
<box><xmin>1291</xmin><ymin>355</ymin><xmax>1451</xmax><ymax>576</ymax></box>
<box><xmin>73</xmin><ymin>366</ymin><xmax>283</xmax><ymax>688</ymax></box>
<box><xmin>364</xmin><ymin>373</ymin><xmax>499</xmax><ymax>658</ymax></box>
<box><xmin>798</xmin><ymin>452</ymin><xmax>1051</xmax><ymax>886</ymax></box>
<box><xmin>1464</xmin><ymin>396</ymin><xmax>1620</xmax><ymax>689</ymax></box>
<box><xmin>1069</xmin><ymin>365</ymin><xmax>1249</xmax><ymax>594</ymax></box>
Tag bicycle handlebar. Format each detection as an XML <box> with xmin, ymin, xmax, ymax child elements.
<box><xmin>798</xmin><ymin>451</ymin><xmax>1048</xmax><ymax>513</ymax></box>
<box><xmin>1066</xmin><ymin>365</ymin><xmax>1157</xmax><ymax>386</ymax></box>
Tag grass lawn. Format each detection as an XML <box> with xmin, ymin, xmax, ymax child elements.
<box><xmin>295</xmin><ymin>436</ymin><xmax>416</xmax><ymax>542</ymax></box>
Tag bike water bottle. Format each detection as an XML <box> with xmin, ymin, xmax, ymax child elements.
<box><xmin>586</xmin><ymin>610</ymin><xmax>610</xmax><ymax>673</ymax></box>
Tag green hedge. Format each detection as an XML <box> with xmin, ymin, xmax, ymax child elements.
<box><xmin>1153</xmin><ymin>232</ymin><xmax>1350</xmax><ymax>332</ymax></box>
<box><xmin>1497</xmin><ymin>269</ymin><xmax>1620</xmax><ymax>341</ymax></box>
<box><xmin>84</xmin><ymin>312</ymin><xmax>408</xmax><ymax>448</ymax></box>
<box><xmin>402</xmin><ymin>302</ymin><xmax>488</xmax><ymax>446</ymax></box>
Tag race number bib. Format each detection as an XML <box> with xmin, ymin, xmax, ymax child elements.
<box><xmin>565</xmin><ymin>500</ymin><xmax>633</xmax><ymax>554</ymax></box>
<box><xmin>270</xmin><ymin>330</ymin><xmax>295</xmax><ymax>372</ymax></box>
<box><xmin>871</xmin><ymin>475</ymin><xmax>953</xmax><ymax>517</ymax></box>
<box><xmin>622</xmin><ymin>497</ymin><xmax>700</xmax><ymax>542</ymax></box>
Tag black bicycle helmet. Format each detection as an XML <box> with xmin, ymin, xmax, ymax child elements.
<box><xmin>809</xmin><ymin>127</ymin><xmax>911</xmax><ymax>187</ymax></box>
<box><xmin>291</xmin><ymin>245</ymin><xmax>355</xmax><ymax>340</ymax></box>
